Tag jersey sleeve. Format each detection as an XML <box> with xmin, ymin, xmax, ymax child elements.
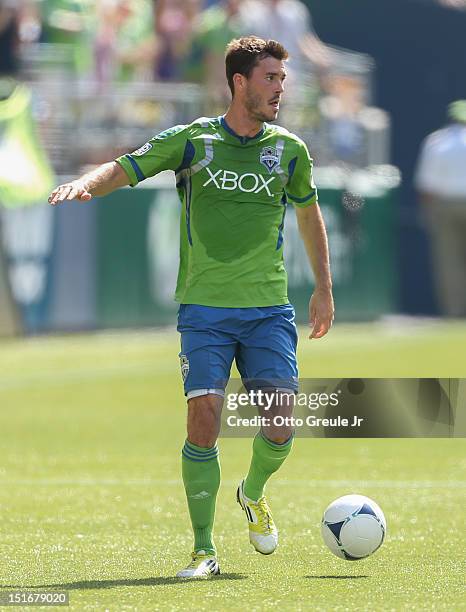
<box><xmin>115</xmin><ymin>124</ymin><xmax>189</xmax><ymax>187</ymax></box>
<box><xmin>285</xmin><ymin>140</ymin><xmax>318</xmax><ymax>207</ymax></box>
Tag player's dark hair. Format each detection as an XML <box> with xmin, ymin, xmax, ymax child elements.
<box><xmin>225</xmin><ymin>36</ymin><xmax>289</xmax><ymax>97</ymax></box>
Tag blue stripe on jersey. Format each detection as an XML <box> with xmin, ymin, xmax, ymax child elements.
<box><xmin>288</xmin><ymin>156</ymin><xmax>298</xmax><ymax>178</ymax></box>
<box><xmin>276</xmin><ymin>194</ymin><xmax>287</xmax><ymax>250</ymax></box>
<box><xmin>186</xmin><ymin>175</ymin><xmax>193</xmax><ymax>246</ymax></box>
<box><xmin>125</xmin><ymin>154</ymin><xmax>145</xmax><ymax>182</ymax></box>
<box><xmin>287</xmin><ymin>189</ymin><xmax>316</xmax><ymax>204</ymax></box>
<box><xmin>175</xmin><ymin>139</ymin><xmax>195</xmax><ymax>173</ymax></box>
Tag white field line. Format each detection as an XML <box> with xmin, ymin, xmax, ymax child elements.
<box><xmin>0</xmin><ymin>362</ymin><xmax>176</xmax><ymax>392</ymax></box>
<box><xmin>0</xmin><ymin>479</ymin><xmax>465</xmax><ymax>488</ymax></box>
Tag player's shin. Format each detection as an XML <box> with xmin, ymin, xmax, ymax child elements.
<box><xmin>243</xmin><ymin>431</ymin><xmax>294</xmax><ymax>501</ymax></box>
<box><xmin>181</xmin><ymin>440</ymin><xmax>220</xmax><ymax>555</ymax></box>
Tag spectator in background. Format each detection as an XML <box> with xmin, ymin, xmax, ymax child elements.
<box><xmin>39</xmin><ymin>0</ymin><xmax>94</xmax><ymax>75</ymax></box>
<box><xmin>0</xmin><ymin>0</ymin><xmax>20</xmax><ymax>77</ymax></box>
<box><xmin>94</xmin><ymin>0</ymin><xmax>156</xmax><ymax>86</ymax></box>
<box><xmin>17</xmin><ymin>1</ymin><xmax>42</xmax><ymax>46</ymax></box>
<box><xmin>239</xmin><ymin>0</ymin><xmax>332</xmax><ymax>79</ymax></box>
<box><xmin>154</xmin><ymin>0</ymin><xmax>201</xmax><ymax>81</ymax></box>
<box><xmin>191</xmin><ymin>0</ymin><xmax>244</xmax><ymax>105</ymax></box>
<box><xmin>414</xmin><ymin>101</ymin><xmax>466</xmax><ymax>318</ymax></box>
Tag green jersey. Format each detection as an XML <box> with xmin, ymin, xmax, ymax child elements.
<box><xmin>116</xmin><ymin>116</ymin><xmax>317</xmax><ymax>307</ymax></box>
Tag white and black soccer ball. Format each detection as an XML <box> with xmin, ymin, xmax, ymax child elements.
<box><xmin>321</xmin><ymin>494</ymin><xmax>386</xmax><ymax>560</ymax></box>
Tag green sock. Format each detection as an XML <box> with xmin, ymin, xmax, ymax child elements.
<box><xmin>182</xmin><ymin>440</ymin><xmax>220</xmax><ymax>555</ymax></box>
<box><xmin>243</xmin><ymin>432</ymin><xmax>293</xmax><ymax>501</ymax></box>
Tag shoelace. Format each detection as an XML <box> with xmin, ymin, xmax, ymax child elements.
<box><xmin>253</xmin><ymin>497</ymin><xmax>274</xmax><ymax>534</ymax></box>
<box><xmin>187</xmin><ymin>552</ymin><xmax>208</xmax><ymax>568</ymax></box>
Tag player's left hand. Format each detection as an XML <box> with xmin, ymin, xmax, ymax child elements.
<box><xmin>308</xmin><ymin>287</ymin><xmax>334</xmax><ymax>339</ymax></box>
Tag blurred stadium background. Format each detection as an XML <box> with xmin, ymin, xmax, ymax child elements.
<box><xmin>0</xmin><ymin>0</ymin><xmax>465</xmax><ymax>340</ymax></box>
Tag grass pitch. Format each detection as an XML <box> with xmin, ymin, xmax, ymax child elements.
<box><xmin>0</xmin><ymin>321</ymin><xmax>465</xmax><ymax>610</ymax></box>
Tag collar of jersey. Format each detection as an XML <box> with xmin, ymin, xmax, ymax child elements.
<box><xmin>219</xmin><ymin>115</ymin><xmax>265</xmax><ymax>145</ymax></box>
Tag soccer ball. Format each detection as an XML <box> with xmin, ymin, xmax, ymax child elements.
<box><xmin>321</xmin><ymin>494</ymin><xmax>386</xmax><ymax>560</ymax></box>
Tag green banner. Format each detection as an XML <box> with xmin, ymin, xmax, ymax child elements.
<box><xmin>0</xmin><ymin>83</ymin><xmax>55</xmax><ymax>208</ymax></box>
<box><xmin>288</xmin><ymin>181</ymin><xmax>398</xmax><ymax>321</ymax></box>
<box><xmin>97</xmin><ymin>186</ymin><xmax>179</xmax><ymax>327</ymax></box>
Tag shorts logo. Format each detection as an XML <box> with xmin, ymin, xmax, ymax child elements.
<box><xmin>180</xmin><ymin>354</ymin><xmax>190</xmax><ymax>382</ymax></box>
<box><xmin>132</xmin><ymin>142</ymin><xmax>152</xmax><ymax>156</ymax></box>
<box><xmin>260</xmin><ymin>146</ymin><xmax>280</xmax><ymax>174</ymax></box>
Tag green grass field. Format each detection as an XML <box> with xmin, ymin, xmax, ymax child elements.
<box><xmin>0</xmin><ymin>322</ymin><xmax>465</xmax><ymax>610</ymax></box>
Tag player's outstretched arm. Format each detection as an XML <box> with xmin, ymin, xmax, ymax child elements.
<box><xmin>295</xmin><ymin>203</ymin><xmax>334</xmax><ymax>339</ymax></box>
<box><xmin>48</xmin><ymin>161</ymin><xmax>130</xmax><ymax>206</ymax></box>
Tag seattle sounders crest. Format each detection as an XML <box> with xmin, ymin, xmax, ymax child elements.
<box><xmin>260</xmin><ymin>146</ymin><xmax>280</xmax><ymax>174</ymax></box>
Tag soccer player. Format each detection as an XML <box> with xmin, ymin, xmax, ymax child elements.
<box><xmin>49</xmin><ymin>36</ymin><xmax>334</xmax><ymax>579</ymax></box>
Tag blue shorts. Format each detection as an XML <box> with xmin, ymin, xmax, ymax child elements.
<box><xmin>177</xmin><ymin>304</ymin><xmax>298</xmax><ymax>397</ymax></box>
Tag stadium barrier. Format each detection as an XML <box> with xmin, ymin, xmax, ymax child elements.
<box><xmin>20</xmin><ymin>42</ymin><xmax>384</xmax><ymax>175</ymax></box>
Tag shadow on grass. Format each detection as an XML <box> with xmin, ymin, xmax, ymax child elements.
<box><xmin>305</xmin><ymin>575</ymin><xmax>369</xmax><ymax>580</ymax></box>
<box><xmin>1</xmin><ymin>574</ymin><xmax>247</xmax><ymax>590</ymax></box>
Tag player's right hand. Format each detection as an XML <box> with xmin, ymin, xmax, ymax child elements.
<box><xmin>48</xmin><ymin>180</ymin><xmax>92</xmax><ymax>206</ymax></box>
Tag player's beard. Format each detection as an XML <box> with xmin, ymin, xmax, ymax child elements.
<box><xmin>244</xmin><ymin>87</ymin><xmax>278</xmax><ymax>123</ymax></box>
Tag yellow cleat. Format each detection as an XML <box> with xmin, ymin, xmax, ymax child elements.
<box><xmin>236</xmin><ymin>479</ymin><xmax>278</xmax><ymax>555</ymax></box>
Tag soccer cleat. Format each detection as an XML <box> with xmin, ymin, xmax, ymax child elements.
<box><xmin>176</xmin><ymin>550</ymin><xmax>220</xmax><ymax>579</ymax></box>
<box><xmin>236</xmin><ymin>479</ymin><xmax>278</xmax><ymax>555</ymax></box>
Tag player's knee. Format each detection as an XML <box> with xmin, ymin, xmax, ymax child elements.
<box><xmin>187</xmin><ymin>394</ymin><xmax>222</xmax><ymax>447</ymax></box>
